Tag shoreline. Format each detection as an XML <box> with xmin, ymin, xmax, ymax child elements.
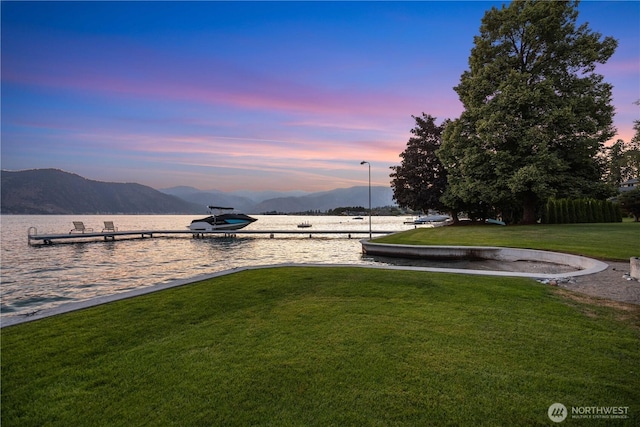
<box><xmin>3</xmin><ymin>259</ymin><xmax>638</xmax><ymax>328</ymax></box>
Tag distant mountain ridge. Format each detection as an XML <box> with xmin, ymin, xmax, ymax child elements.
<box><xmin>249</xmin><ymin>186</ymin><xmax>394</xmax><ymax>213</ymax></box>
<box><xmin>159</xmin><ymin>186</ymin><xmax>257</xmax><ymax>213</ymax></box>
<box><xmin>1</xmin><ymin>169</ymin><xmax>396</xmax><ymax>214</ymax></box>
<box><xmin>1</xmin><ymin>169</ymin><xmax>202</xmax><ymax>214</ymax></box>
<box><xmin>159</xmin><ymin>186</ymin><xmax>394</xmax><ymax>213</ymax></box>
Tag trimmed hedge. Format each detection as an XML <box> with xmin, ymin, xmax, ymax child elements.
<box><xmin>543</xmin><ymin>198</ymin><xmax>622</xmax><ymax>224</ymax></box>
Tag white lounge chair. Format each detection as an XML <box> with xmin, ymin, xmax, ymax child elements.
<box><xmin>70</xmin><ymin>221</ymin><xmax>93</xmax><ymax>234</ymax></box>
<box><xmin>102</xmin><ymin>221</ymin><xmax>118</xmax><ymax>232</ymax></box>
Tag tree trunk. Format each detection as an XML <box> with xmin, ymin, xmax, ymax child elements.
<box><xmin>521</xmin><ymin>193</ymin><xmax>538</xmax><ymax>225</ymax></box>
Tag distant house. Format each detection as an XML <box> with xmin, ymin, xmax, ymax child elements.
<box><xmin>619</xmin><ymin>178</ymin><xmax>639</xmax><ymax>193</ymax></box>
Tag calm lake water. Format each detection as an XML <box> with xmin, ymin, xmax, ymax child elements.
<box><xmin>1</xmin><ymin>214</ymin><xmax>576</xmax><ymax>321</ymax></box>
<box><xmin>1</xmin><ymin>215</ymin><xmax>414</xmax><ymax>318</ymax></box>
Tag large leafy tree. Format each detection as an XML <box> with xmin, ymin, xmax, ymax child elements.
<box><xmin>438</xmin><ymin>0</ymin><xmax>617</xmax><ymax>224</ymax></box>
<box><xmin>390</xmin><ymin>114</ymin><xmax>449</xmax><ymax>214</ymax></box>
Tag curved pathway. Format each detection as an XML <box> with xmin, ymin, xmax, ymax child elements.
<box><xmin>360</xmin><ymin>241</ymin><xmax>639</xmax><ymax>305</ymax></box>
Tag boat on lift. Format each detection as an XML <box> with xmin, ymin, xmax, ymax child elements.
<box><xmin>188</xmin><ymin>206</ymin><xmax>257</xmax><ymax>231</ymax></box>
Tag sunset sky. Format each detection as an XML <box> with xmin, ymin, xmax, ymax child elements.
<box><xmin>2</xmin><ymin>1</ymin><xmax>638</xmax><ymax>192</ymax></box>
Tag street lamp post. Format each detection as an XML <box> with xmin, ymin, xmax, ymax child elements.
<box><xmin>360</xmin><ymin>161</ymin><xmax>372</xmax><ymax>239</ymax></box>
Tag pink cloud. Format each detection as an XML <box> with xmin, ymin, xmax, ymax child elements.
<box><xmin>597</xmin><ymin>57</ymin><xmax>640</xmax><ymax>77</ymax></box>
<box><xmin>3</xmin><ymin>31</ymin><xmax>458</xmax><ymax>126</ymax></box>
<box><xmin>7</xmin><ymin>26</ymin><xmax>635</xmax><ymax>192</ymax></box>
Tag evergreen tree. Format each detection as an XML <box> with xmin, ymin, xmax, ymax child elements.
<box><xmin>602</xmin><ymin>200</ymin><xmax>612</xmax><ymax>223</ymax></box>
<box><xmin>390</xmin><ymin>114</ymin><xmax>450</xmax><ymax>214</ymax></box>
<box><xmin>567</xmin><ymin>199</ymin><xmax>577</xmax><ymax>223</ymax></box>
<box><xmin>547</xmin><ymin>199</ymin><xmax>557</xmax><ymax>224</ymax></box>
<box><xmin>588</xmin><ymin>199</ymin><xmax>596</xmax><ymax>223</ymax></box>
<box><xmin>594</xmin><ymin>200</ymin><xmax>605</xmax><ymax>223</ymax></box>
<box><xmin>576</xmin><ymin>199</ymin><xmax>588</xmax><ymax>223</ymax></box>
<box><xmin>561</xmin><ymin>199</ymin><xmax>570</xmax><ymax>224</ymax></box>
<box><xmin>542</xmin><ymin>199</ymin><xmax>550</xmax><ymax>224</ymax></box>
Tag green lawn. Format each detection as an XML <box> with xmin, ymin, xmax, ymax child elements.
<box><xmin>373</xmin><ymin>222</ymin><xmax>639</xmax><ymax>261</ymax></box>
<box><xmin>2</xmin><ymin>267</ymin><xmax>639</xmax><ymax>426</ymax></box>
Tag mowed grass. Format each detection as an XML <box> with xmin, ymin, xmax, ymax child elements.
<box><xmin>2</xmin><ymin>267</ymin><xmax>639</xmax><ymax>426</ymax></box>
<box><xmin>373</xmin><ymin>222</ymin><xmax>639</xmax><ymax>261</ymax></box>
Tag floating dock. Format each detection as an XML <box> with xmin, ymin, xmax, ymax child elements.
<box><xmin>27</xmin><ymin>227</ymin><xmax>396</xmax><ymax>246</ymax></box>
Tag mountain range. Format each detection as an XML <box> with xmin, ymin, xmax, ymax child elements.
<box><xmin>1</xmin><ymin>169</ymin><xmax>396</xmax><ymax>214</ymax></box>
<box><xmin>160</xmin><ymin>185</ymin><xmax>395</xmax><ymax>214</ymax></box>
<box><xmin>1</xmin><ymin>169</ymin><xmax>201</xmax><ymax>214</ymax></box>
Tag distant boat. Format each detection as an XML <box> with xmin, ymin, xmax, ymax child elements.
<box><xmin>188</xmin><ymin>206</ymin><xmax>257</xmax><ymax>231</ymax></box>
<box><xmin>297</xmin><ymin>221</ymin><xmax>312</xmax><ymax>228</ymax></box>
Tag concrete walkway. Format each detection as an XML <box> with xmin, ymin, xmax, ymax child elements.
<box><xmin>361</xmin><ymin>241</ymin><xmax>609</xmax><ymax>278</ymax></box>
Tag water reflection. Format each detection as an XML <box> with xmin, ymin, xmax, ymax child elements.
<box><xmin>2</xmin><ymin>215</ymin><xmax>413</xmax><ymax>317</ymax></box>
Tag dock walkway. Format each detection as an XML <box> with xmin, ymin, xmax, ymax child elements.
<box><xmin>27</xmin><ymin>227</ymin><xmax>395</xmax><ymax>246</ymax></box>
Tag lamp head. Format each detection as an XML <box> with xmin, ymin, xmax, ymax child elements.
<box><xmin>360</xmin><ymin>161</ymin><xmax>367</xmax><ymax>165</ymax></box>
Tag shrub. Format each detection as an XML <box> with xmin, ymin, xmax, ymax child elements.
<box><xmin>543</xmin><ymin>198</ymin><xmax>621</xmax><ymax>224</ymax></box>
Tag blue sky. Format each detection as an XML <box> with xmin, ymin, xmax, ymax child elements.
<box><xmin>2</xmin><ymin>1</ymin><xmax>638</xmax><ymax>192</ymax></box>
